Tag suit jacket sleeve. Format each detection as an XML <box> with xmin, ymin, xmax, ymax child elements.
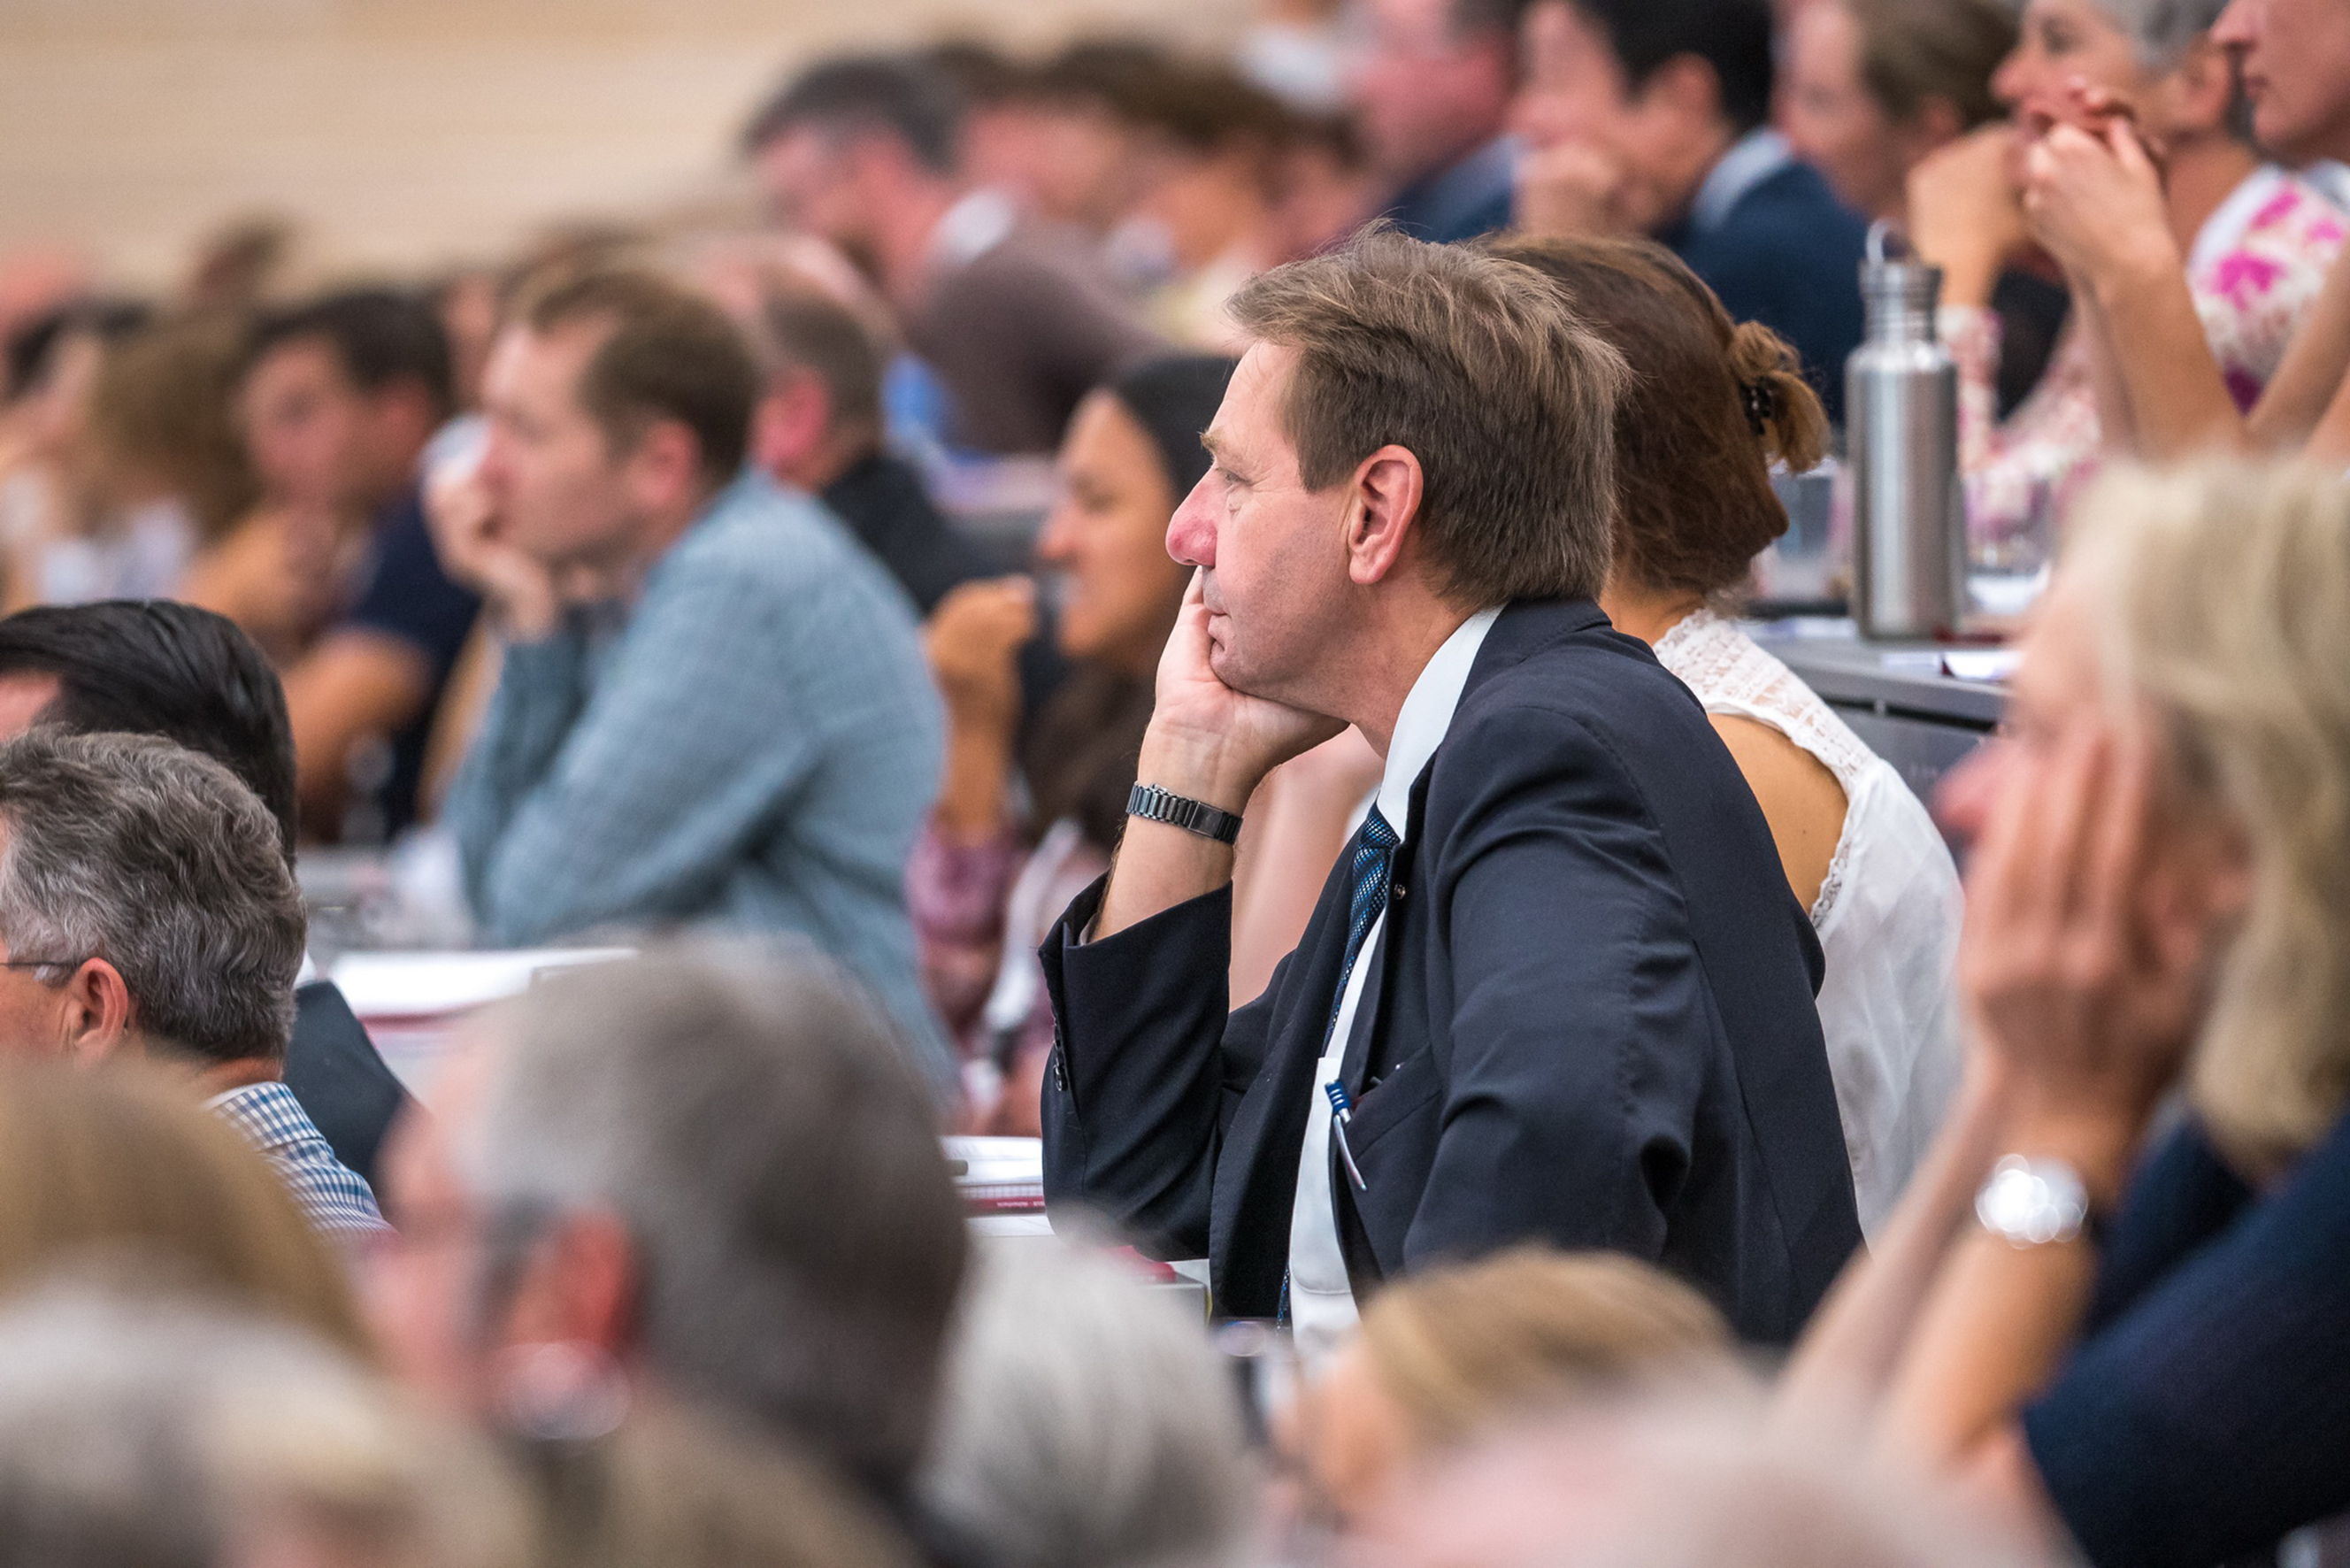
<box><xmin>1039</xmin><ymin>877</ymin><xmax>1281</xmax><ymax>1259</ymax></box>
<box><xmin>1402</xmin><ymin>702</ymin><xmax>1716</xmax><ymax>1269</ymax></box>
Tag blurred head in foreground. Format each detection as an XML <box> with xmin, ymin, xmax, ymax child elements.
<box><xmin>1301</xmin><ymin>1248</ymin><xmax>1737</xmax><ymax>1527</ymax></box>
<box><xmin>0</xmin><ymin>1062</ymin><xmax>364</xmax><ymax>1354</ymax></box>
<box><xmin>367</xmin><ymin>945</ymin><xmax>967</xmax><ymax>1502</ymax></box>
<box><xmin>0</xmin><ymin>1284</ymin><xmax>525</xmax><ymax>1568</ymax></box>
<box><xmin>1346</xmin><ymin>1395</ymin><xmax>2053</xmax><ymax>1568</ymax></box>
<box><xmin>921</xmin><ymin>1236</ymin><xmax>1258</xmax><ymax>1568</ymax></box>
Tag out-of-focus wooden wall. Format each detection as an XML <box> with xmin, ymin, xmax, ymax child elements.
<box><xmin>0</xmin><ymin>0</ymin><xmax>1248</xmax><ymax>289</ymax></box>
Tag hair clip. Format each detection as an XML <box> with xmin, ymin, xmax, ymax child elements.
<box><xmin>1742</xmin><ymin>378</ymin><xmax>1778</xmax><ymax>439</ymax></box>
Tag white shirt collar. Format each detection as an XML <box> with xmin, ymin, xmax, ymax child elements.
<box><xmin>1373</xmin><ymin>607</ymin><xmax>1503</xmax><ymax>835</ymax></box>
<box><xmin>929</xmin><ymin>187</ymin><xmax>1018</xmax><ymax>273</ymax></box>
<box><xmin>1690</xmin><ymin>128</ymin><xmax>1793</xmax><ymax>235</ymax></box>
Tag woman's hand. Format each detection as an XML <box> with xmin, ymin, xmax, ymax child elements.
<box><xmin>1515</xmin><ymin>139</ymin><xmax>1636</xmax><ymax>242</ymax></box>
<box><xmin>1136</xmin><ymin>570</ymin><xmax>1344</xmax><ymax>815</ymax></box>
<box><xmin>2021</xmin><ymin>119</ymin><xmax>2177</xmax><ymax>301</ymax></box>
<box><xmin>1908</xmin><ymin>125</ymin><xmax>2031</xmax><ymax>309</ymax></box>
<box><xmin>1957</xmin><ymin>721</ymin><xmax>2213</xmax><ymax>1199</ymax></box>
<box><xmin>924</xmin><ymin>576</ymin><xmax>1038</xmax><ymax>742</ymax></box>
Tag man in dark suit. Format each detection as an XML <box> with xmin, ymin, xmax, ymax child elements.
<box><xmin>1513</xmin><ymin>0</ymin><xmax>1870</xmax><ymax>423</ymax></box>
<box><xmin>0</xmin><ymin>601</ymin><xmax>411</xmax><ymax>1185</ymax></box>
<box><xmin>1040</xmin><ymin>231</ymin><xmax>1859</xmax><ymax>1357</ymax></box>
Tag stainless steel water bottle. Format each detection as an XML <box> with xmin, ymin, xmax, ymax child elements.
<box><xmin>1847</xmin><ymin>222</ymin><xmax>1964</xmax><ymax>641</ymax></box>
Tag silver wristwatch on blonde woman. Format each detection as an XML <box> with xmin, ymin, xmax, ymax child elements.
<box><xmin>1975</xmin><ymin>1156</ymin><xmax>2093</xmax><ymax>1248</ymax></box>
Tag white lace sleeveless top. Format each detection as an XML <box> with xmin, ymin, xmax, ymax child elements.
<box><xmin>1654</xmin><ymin>610</ymin><xmax>1965</xmax><ymax>1236</ymax></box>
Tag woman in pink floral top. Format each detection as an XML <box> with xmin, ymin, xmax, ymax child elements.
<box><xmin>914</xmin><ymin>357</ymin><xmax>1235</xmax><ymax>1134</ymax></box>
<box><xmin>1908</xmin><ymin>0</ymin><xmax>2345</xmax><ymax>547</ymax></box>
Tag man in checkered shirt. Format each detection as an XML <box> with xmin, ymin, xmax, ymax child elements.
<box><xmin>0</xmin><ymin>729</ymin><xmax>386</xmax><ymax>1239</ymax></box>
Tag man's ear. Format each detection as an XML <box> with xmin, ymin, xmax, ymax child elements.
<box><xmin>750</xmin><ymin>371</ymin><xmax>831</xmax><ymax>477</ymax></box>
<box><xmin>58</xmin><ymin>958</ymin><xmax>134</xmax><ymax>1065</ymax></box>
<box><xmin>495</xmin><ymin>1208</ymin><xmax>638</xmax><ymax>1360</ymax></box>
<box><xmin>1343</xmin><ymin>444</ymin><xmax>1426</xmax><ymax>587</ymax></box>
<box><xmin>626</xmin><ymin>418</ymin><xmax>708</xmax><ymax>516</ymax></box>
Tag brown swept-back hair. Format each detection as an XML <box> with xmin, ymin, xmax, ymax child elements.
<box><xmin>0</xmin><ymin>1063</ymin><xmax>369</xmax><ymax>1356</ymax></box>
<box><xmin>513</xmin><ymin>267</ymin><xmax>759</xmax><ymax>489</ymax></box>
<box><xmin>1226</xmin><ymin>227</ymin><xmax>1627</xmax><ymax>609</ymax></box>
<box><xmin>1847</xmin><ymin>0</ymin><xmax>2016</xmax><ymax>132</ymax></box>
<box><xmin>1486</xmin><ymin>235</ymin><xmax>1826</xmax><ymax>603</ymax></box>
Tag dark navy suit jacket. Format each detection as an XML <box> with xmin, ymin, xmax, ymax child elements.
<box><xmin>1039</xmin><ymin>598</ymin><xmax>1862</xmax><ymax>1345</ymax></box>
<box><xmin>1663</xmin><ymin>160</ymin><xmax>1870</xmax><ymax>427</ymax></box>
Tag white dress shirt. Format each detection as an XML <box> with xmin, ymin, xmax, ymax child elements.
<box><xmin>1286</xmin><ymin>607</ymin><xmax>1501</xmax><ymax>1364</ymax></box>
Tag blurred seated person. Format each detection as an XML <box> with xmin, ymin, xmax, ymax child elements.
<box><xmin>1300</xmin><ymin>1248</ymin><xmax>1737</xmax><ymax>1529</ymax></box>
<box><xmin>1997</xmin><ymin>0</ymin><xmax>2350</xmax><ymax>465</ymax></box>
<box><xmin>369</xmin><ymin>949</ymin><xmax>967</xmax><ymax>1534</ymax></box>
<box><xmin>1903</xmin><ymin>0</ymin><xmax>2341</xmax><ymax>549</ymax></box>
<box><xmin>0</xmin><ymin>301</ymin><xmax>151</xmax><ymax>600</ymax></box>
<box><xmin>745</xmin><ymin>52</ymin><xmax>1164</xmax><ymax>457</ymax></box>
<box><xmin>436</xmin><ymin>268</ymin><xmax>954</xmax><ymax>1091</ymax></box>
<box><xmin>1265</xmin><ymin>111</ymin><xmax>1384</xmax><ymax>265</ymax></box>
<box><xmin>1778</xmin><ymin>0</ymin><xmax>2064</xmax><ymax>416</ymax></box>
<box><xmin>4</xmin><ymin>317</ymin><xmax>255</xmax><ymax>612</ymax></box>
<box><xmin>1022</xmin><ymin>40</ymin><xmax>1183</xmax><ymax>250</ymax></box>
<box><xmin>0</xmin><ymin>599</ymin><xmax>414</xmax><ymax>1187</ymax></box>
<box><xmin>1779</xmin><ymin>463</ymin><xmax>2350</xmax><ymax>1567</ymax></box>
<box><xmin>917</xmin><ymin>355</ymin><xmax>1233</xmax><ymax>1128</ymax></box>
<box><xmin>0</xmin><ymin>729</ymin><xmax>387</xmax><ymax>1239</ymax></box>
<box><xmin>1119</xmin><ymin>63</ymin><xmax>1302</xmax><ymax>350</ymax></box>
<box><xmin>1348</xmin><ymin>0</ymin><xmax>1521</xmax><ymax>245</ymax></box>
<box><xmin>1493</xmin><ymin>235</ymin><xmax>1964</xmax><ymax>1236</ymax></box>
<box><xmin>749</xmin><ymin>283</ymin><xmax>997</xmax><ymax>613</ymax></box>
<box><xmin>200</xmin><ymin>288</ymin><xmax>481</xmax><ymax>842</ymax></box>
<box><xmin>1512</xmin><ymin>0</ymin><xmax>1870</xmax><ymax>423</ymax></box>
<box><xmin>921</xmin><ymin>1236</ymin><xmax>1258</xmax><ymax>1568</ymax></box>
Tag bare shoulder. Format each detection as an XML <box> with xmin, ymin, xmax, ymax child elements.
<box><xmin>1709</xmin><ymin>713</ymin><xmax>1849</xmax><ymax>913</ymax></box>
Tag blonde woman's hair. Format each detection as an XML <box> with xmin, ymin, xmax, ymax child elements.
<box><xmin>0</xmin><ymin>1063</ymin><xmax>369</xmax><ymax>1356</ymax></box>
<box><xmin>2068</xmin><ymin>461</ymin><xmax>2350</xmax><ymax>1174</ymax></box>
<box><xmin>1354</xmin><ymin>1248</ymin><xmax>1738</xmax><ymax>1450</ymax></box>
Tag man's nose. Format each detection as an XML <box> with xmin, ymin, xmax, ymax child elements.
<box><xmin>1166</xmin><ymin>478</ymin><xmax>1217</xmax><ymax>568</ymax></box>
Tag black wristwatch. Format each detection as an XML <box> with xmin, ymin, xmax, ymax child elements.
<box><xmin>1127</xmin><ymin>783</ymin><xmax>1245</xmax><ymax>845</ymax></box>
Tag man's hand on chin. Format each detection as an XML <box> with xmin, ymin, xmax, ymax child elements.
<box><xmin>1141</xmin><ymin>571</ymin><xmax>1343</xmax><ymax>817</ymax></box>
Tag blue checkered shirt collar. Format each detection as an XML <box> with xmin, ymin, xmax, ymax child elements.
<box><xmin>207</xmin><ymin>1080</ymin><xmax>391</xmax><ymax>1239</ymax></box>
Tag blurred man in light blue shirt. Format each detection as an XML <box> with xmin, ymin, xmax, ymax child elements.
<box><xmin>439</xmin><ymin>268</ymin><xmax>950</xmax><ymax>1091</ymax></box>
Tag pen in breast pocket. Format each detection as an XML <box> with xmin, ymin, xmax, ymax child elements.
<box><xmin>1325</xmin><ymin>1081</ymin><xmax>1368</xmax><ymax>1192</ymax></box>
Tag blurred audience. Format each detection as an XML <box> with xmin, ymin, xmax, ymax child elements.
<box><xmin>1777</xmin><ymin>0</ymin><xmax>2064</xmax><ymax>415</ymax></box>
<box><xmin>368</xmin><ymin>949</ymin><xmax>967</xmax><ymax>1533</ymax></box>
<box><xmin>2001</xmin><ymin>0</ymin><xmax>2350</xmax><ymax>465</ymax></box>
<box><xmin>436</xmin><ymin>267</ymin><xmax>952</xmax><ymax>1088</ymax></box>
<box><xmin>921</xmin><ymin>1238</ymin><xmax>1258</xmax><ymax>1568</ymax></box>
<box><xmin>1908</xmin><ymin>0</ymin><xmax>2343</xmax><ymax>547</ymax></box>
<box><xmin>916</xmin><ymin>354</ymin><xmax>1232</xmax><ymax>1129</ymax></box>
<box><xmin>1239</xmin><ymin>0</ymin><xmax>1351</xmax><ymax>112</ymax></box>
<box><xmin>749</xmin><ymin>282</ymin><xmax>997</xmax><ymax>614</ymax></box>
<box><xmin>0</xmin><ymin>301</ymin><xmax>153</xmax><ymax>602</ymax></box>
<box><xmin>1351</xmin><ymin>1396</ymin><xmax>2051</xmax><ymax>1568</ymax></box>
<box><xmin>0</xmin><ymin>1066</ymin><xmax>367</xmax><ymax>1352</ymax></box>
<box><xmin>1349</xmin><ymin>0</ymin><xmax>1522</xmax><ymax>244</ymax></box>
<box><xmin>1298</xmin><ymin>1248</ymin><xmax>1737</xmax><ymax>1527</ymax></box>
<box><xmin>1494</xmin><ymin>235</ymin><xmax>1963</xmax><ymax>1236</ymax></box>
<box><xmin>745</xmin><ymin>53</ymin><xmax>1163</xmax><ymax>457</ymax></box>
<box><xmin>0</xmin><ymin>600</ymin><xmax>415</xmax><ymax>1187</ymax></box>
<box><xmin>1513</xmin><ymin>0</ymin><xmax>1870</xmax><ymax>421</ymax></box>
<box><xmin>1782</xmin><ymin>461</ymin><xmax>2350</xmax><ymax>1566</ymax></box>
<box><xmin>0</xmin><ymin>1286</ymin><xmax>530</xmax><ymax>1568</ymax></box>
<box><xmin>207</xmin><ymin>288</ymin><xmax>482</xmax><ymax>842</ymax></box>
<box><xmin>1023</xmin><ymin>42</ymin><xmax>1185</xmax><ymax>249</ymax></box>
<box><xmin>0</xmin><ymin>728</ymin><xmax>387</xmax><ymax>1238</ymax></box>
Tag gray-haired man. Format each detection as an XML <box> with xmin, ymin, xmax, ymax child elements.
<box><xmin>0</xmin><ymin>729</ymin><xmax>386</xmax><ymax>1237</ymax></box>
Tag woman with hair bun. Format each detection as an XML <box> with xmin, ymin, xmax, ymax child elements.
<box><xmin>1494</xmin><ymin>235</ymin><xmax>1965</xmax><ymax>1237</ymax></box>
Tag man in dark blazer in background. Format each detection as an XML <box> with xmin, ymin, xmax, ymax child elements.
<box><xmin>1039</xmin><ymin>230</ymin><xmax>1860</xmax><ymax>1359</ymax></box>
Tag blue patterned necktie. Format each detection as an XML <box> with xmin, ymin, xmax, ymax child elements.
<box><xmin>1327</xmin><ymin>805</ymin><xmax>1400</xmax><ymax>1041</ymax></box>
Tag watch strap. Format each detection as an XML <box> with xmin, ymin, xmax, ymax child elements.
<box><xmin>1127</xmin><ymin>783</ymin><xmax>1245</xmax><ymax>845</ymax></box>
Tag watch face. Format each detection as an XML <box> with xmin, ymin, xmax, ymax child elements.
<box><xmin>1977</xmin><ymin>1157</ymin><xmax>2086</xmax><ymax>1246</ymax></box>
